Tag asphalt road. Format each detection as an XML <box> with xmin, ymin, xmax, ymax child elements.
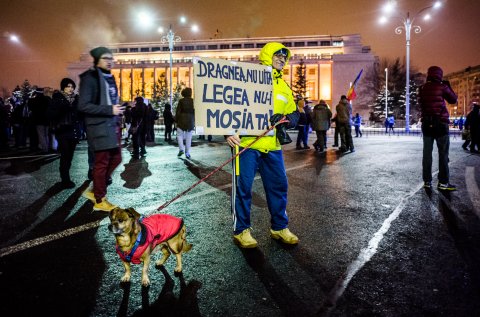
<box><xmin>0</xmin><ymin>131</ymin><xmax>479</xmax><ymax>317</ymax></box>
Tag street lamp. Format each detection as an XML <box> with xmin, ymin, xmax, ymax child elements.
<box><xmin>158</xmin><ymin>18</ymin><xmax>199</xmax><ymax>106</ymax></box>
<box><xmin>135</xmin><ymin>12</ymin><xmax>199</xmax><ymax>106</ymax></box>
<box><xmin>385</xmin><ymin>67</ymin><xmax>388</xmax><ymax>120</ymax></box>
<box><xmin>2</xmin><ymin>31</ymin><xmax>20</xmax><ymax>43</ymax></box>
<box><xmin>379</xmin><ymin>0</ymin><xmax>442</xmax><ymax>132</ymax></box>
<box><xmin>161</xmin><ymin>26</ymin><xmax>182</xmax><ymax>107</ymax></box>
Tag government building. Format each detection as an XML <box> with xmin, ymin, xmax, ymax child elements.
<box><xmin>67</xmin><ymin>34</ymin><xmax>377</xmax><ymax>114</ymax></box>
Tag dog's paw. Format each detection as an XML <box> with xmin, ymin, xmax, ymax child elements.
<box><xmin>121</xmin><ymin>274</ymin><xmax>131</xmax><ymax>283</ymax></box>
<box><xmin>142</xmin><ymin>276</ymin><xmax>151</xmax><ymax>287</ymax></box>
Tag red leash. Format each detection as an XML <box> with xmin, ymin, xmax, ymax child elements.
<box><xmin>156</xmin><ymin>118</ymin><xmax>288</xmax><ymax>212</ymax></box>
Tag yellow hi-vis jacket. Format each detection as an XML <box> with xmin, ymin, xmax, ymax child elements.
<box><xmin>239</xmin><ymin>42</ymin><xmax>297</xmax><ymax>153</ymax></box>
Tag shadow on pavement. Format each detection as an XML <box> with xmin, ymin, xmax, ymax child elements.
<box><xmin>437</xmin><ymin>190</ymin><xmax>480</xmax><ymax>290</ymax></box>
<box><xmin>120</xmin><ymin>157</ymin><xmax>152</xmax><ymax>189</ymax></box>
<box><xmin>128</xmin><ymin>267</ymin><xmax>202</xmax><ymax>317</ymax></box>
<box><xmin>0</xmin><ymin>182</ymin><xmax>65</xmax><ymax>247</ymax></box>
<box><xmin>3</xmin><ymin>154</ymin><xmax>59</xmax><ymax>175</ymax></box>
<box><xmin>240</xmin><ymin>247</ymin><xmax>311</xmax><ymax>316</ymax></box>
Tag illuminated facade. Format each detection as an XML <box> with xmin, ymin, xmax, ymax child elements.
<box><xmin>68</xmin><ymin>34</ymin><xmax>377</xmax><ymax>112</ymax></box>
<box><xmin>443</xmin><ymin>65</ymin><xmax>480</xmax><ymax>118</ymax></box>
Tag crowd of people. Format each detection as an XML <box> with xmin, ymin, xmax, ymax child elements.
<box><xmin>0</xmin><ymin>43</ymin><xmax>479</xmax><ymax>247</ymax></box>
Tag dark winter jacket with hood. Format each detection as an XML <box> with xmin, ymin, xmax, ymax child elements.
<box><xmin>418</xmin><ymin>66</ymin><xmax>457</xmax><ymax>124</ymax></box>
<box><xmin>78</xmin><ymin>67</ymin><xmax>121</xmax><ymax>151</ymax></box>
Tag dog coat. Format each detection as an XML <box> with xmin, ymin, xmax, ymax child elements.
<box><xmin>116</xmin><ymin>214</ymin><xmax>183</xmax><ymax>264</ymax></box>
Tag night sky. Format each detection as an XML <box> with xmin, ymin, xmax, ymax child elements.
<box><xmin>1</xmin><ymin>0</ymin><xmax>479</xmax><ymax>93</ymax></box>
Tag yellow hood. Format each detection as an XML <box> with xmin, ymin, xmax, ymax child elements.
<box><xmin>258</xmin><ymin>42</ymin><xmax>291</xmax><ymax>77</ymax></box>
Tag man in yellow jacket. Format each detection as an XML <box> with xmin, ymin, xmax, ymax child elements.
<box><xmin>226</xmin><ymin>42</ymin><xmax>300</xmax><ymax>248</ymax></box>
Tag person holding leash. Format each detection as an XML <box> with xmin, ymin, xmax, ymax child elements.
<box><xmin>225</xmin><ymin>42</ymin><xmax>300</xmax><ymax>248</ymax></box>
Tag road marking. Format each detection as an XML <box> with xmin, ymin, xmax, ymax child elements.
<box><xmin>465</xmin><ymin>166</ymin><xmax>480</xmax><ymax>220</ymax></box>
<box><xmin>0</xmin><ymin>162</ymin><xmax>312</xmax><ymax>258</ymax></box>
<box><xmin>0</xmin><ymin>220</ymin><xmax>104</xmax><ymax>257</ymax></box>
<box><xmin>0</xmin><ymin>153</ymin><xmax>58</xmax><ymax>160</ymax></box>
<box><xmin>319</xmin><ymin>181</ymin><xmax>425</xmax><ymax>316</ymax></box>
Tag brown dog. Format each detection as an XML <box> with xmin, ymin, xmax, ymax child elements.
<box><xmin>109</xmin><ymin>207</ymin><xmax>192</xmax><ymax>286</ymax></box>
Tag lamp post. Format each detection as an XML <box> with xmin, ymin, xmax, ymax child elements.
<box><xmin>379</xmin><ymin>1</ymin><xmax>442</xmax><ymax>133</ymax></box>
<box><xmin>135</xmin><ymin>12</ymin><xmax>198</xmax><ymax>106</ymax></box>
<box><xmin>161</xmin><ymin>25</ymin><xmax>181</xmax><ymax>106</ymax></box>
<box><xmin>385</xmin><ymin>67</ymin><xmax>388</xmax><ymax>120</ymax></box>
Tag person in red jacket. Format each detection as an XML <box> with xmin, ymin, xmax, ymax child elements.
<box><xmin>418</xmin><ymin>66</ymin><xmax>458</xmax><ymax>191</ymax></box>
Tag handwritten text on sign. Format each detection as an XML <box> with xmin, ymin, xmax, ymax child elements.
<box><xmin>193</xmin><ymin>57</ymin><xmax>273</xmax><ymax>135</ymax></box>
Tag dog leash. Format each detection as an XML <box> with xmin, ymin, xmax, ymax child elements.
<box><xmin>156</xmin><ymin>117</ymin><xmax>289</xmax><ymax>212</ymax></box>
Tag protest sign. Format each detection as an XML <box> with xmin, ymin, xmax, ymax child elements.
<box><xmin>193</xmin><ymin>57</ymin><xmax>273</xmax><ymax>136</ymax></box>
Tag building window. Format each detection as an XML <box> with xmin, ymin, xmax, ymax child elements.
<box><xmin>140</xmin><ymin>47</ymin><xmax>150</xmax><ymax>52</ymax></box>
<box><xmin>294</xmin><ymin>42</ymin><xmax>304</xmax><ymax>47</ymax></box>
<box><xmin>307</xmin><ymin>41</ymin><xmax>318</xmax><ymax>46</ymax></box>
<box><xmin>320</xmin><ymin>41</ymin><xmax>331</xmax><ymax>46</ymax></box>
<box><xmin>174</xmin><ymin>46</ymin><xmax>183</xmax><ymax>51</ymax></box>
<box><xmin>308</xmin><ymin>68</ymin><xmax>316</xmax><ymax>75</ymax></box>
<box><xmin>152</xmin><ymin>47</ymin><xmax>161</xmax><ymax>52</ymax></box>
<box><xmin>130</xmin><ymin>48</ymin><xmax>139</xmax><ymax>52</ymax></box>
<box><xmin>283</xmin><ymin>42</ymin><xmax>292</xmax><ymax>47</ymax></box>
<box><xmin>232</xmin><ymin>44</ymin><xmax>242</xmax><ymax>49</ymax></box>
<box><xmin>196</xmin><ymin>45</ymin><xmax>206</xmax><ymax>50</ymax></box>
<box><xmin>119</xmin><ymin>48</ymin><xmax>128</xmax><ymax>53</ymax></box>
<box><xmin>332</xmin><ymin>41</ymin><xmax>343</xmax><ymax>46</ymax></box>
<box><xmin>256</xmin><ymin>43</ymin><xmax>266</xmax><ymax>48</ymax></box>
<box><xmin>208</xmin><ymin>45</ymin><xmax>218</xmax><ymax>50</ymax></box>
<box><xmin>220</xmin><ymin>44</ymin><xmax>230</xmax><ymax>49</ymax></box>
<box><xmin>162</xmin><ymin>47</ymin><xmax>169</xmax><ymax>51</ymax></box>
<box><xmin>283</xmin><ymin>69</ymin><xmax>289</xmax><ymax>75</ymax></box>
<box><xmin>244</xmin><ymin>43</ymin><xmax>254</xmax><ymax>48</ymax></box>
<box><xmin>184</xmin><ymin>46</ymin><xmax>194</xmax><ymax>51</ymax></box>
<box><xmin>110</xmin><ymin>49</ymin><xmax>118</xmax><ymax>53</ymax></box>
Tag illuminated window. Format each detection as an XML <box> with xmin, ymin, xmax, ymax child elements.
<box><xmin>319</xmin><ymin>64</ymin><xmax>332</xmax><ymax>101</ymax></box>
<box><xmin>120</xmin><ymin>69</ymin><xmax>132</xmax><ymax>102</ymax></box>
<box><xmin>132</xmin><ymin>69</ymin><xmax>143</xmax><ymax>97</ymax></box>
<box><xmin>144</xmin><ymin>68</ymin><xmax>154</xmax><ymax>99</ymax></box>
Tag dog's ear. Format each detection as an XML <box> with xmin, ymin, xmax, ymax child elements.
<box><xmin>126</xmin><ymin>207</ymin><xmax>141</xmax><ymax>220</ymax></box>
<box><xmin>109</xmin><ymin>207</ymin><xmax>119</xmax><ymax>220</ymax></box>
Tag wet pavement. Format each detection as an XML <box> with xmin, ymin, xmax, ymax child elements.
<box><xmin>1</xmin><ymin>131</ymin><xmax>479</xmax><ymax>317</ymax></box>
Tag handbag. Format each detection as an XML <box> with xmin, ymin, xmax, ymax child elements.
<box><xmin>128</xmin><ymin>120</ymin><xmax>142</xmax><ymax>134</ymax></box>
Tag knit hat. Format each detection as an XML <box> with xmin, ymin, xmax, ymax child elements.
<box><xmin>90</xmin><ymin>46</ymin><xmax>112</xmax><ymax>65</ymax></box>
<box><xmin>60</xmin><ymin>78</ymin><xmax>76</xmax><ymax>90</ymax></box>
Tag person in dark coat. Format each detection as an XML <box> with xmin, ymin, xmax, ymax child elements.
<box><xmin>49</xmin><ymin>78</ymin><xmax>79</xmax><ymax>188</ymax></box>
<box><xmin>78</xmin><ymin>46</ymin><xmax>125</xmax><ymax>211</ymax></box>
<box><xmin>163</xmin><ymin>103</ymin><xmax>174</xmax><ymax>142</ymax></box>
<box><xmin>464</xmin><ymin>102</ymin><xmax>479</xmax><ymax>153</ymax></box>
<box><xmin>29</xmin><ymin>87</ymin><xmax>51</xmax><ymax>153</ymax></box>
<box><xmin>295</xmin><ymin>100</ymin><xmax>310</xmax><ymax>150</ymax></box>
<box><xmin>335</xmin><ymin>95</ymin><xmax>354</xmax><ymax>152</ymax></box>
<box><xmin>418</xmin><ymin>65</ymin><xmax>458</xmax><ymax>191</ymax></box>
<box><xmin>130</xmin><ymin>96</ymin><xmax>148</xmax><ymax>159</ymax></box>
<box><xmin>175</xmin><ymin>87</ymin><xmax>195</xmax><ymax>158</ymax></box>
<box><xmin>311</xmin><ymin>100</ymin><xmax>332</xmax><ymax>152</ymax></box>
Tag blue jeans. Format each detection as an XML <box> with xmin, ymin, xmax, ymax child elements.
<box><xmin>231</xmin><ymin>149</ymin><xmax>289</xmax><ymax>234</ymax></box>
<box><xmin>296</xmin><ymin>125</ymin><xmax>309</xmax><ymax>147</ymax></box>
<box><xmin>422</xmin><ymin>134</ymin><xmax>450</xmax><ymax>184</ymax></box>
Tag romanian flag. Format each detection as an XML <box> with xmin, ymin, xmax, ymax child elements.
<box><xmin>346</xmin><ymin>69</ymin><xmax>363</xmax><ymax>101</ymax></box>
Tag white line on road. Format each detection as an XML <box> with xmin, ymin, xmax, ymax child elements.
<box><xmin>0</xmin><ymin>153</ymin><xmax>59</xmax><ymax>160</ymax></box>
<box><xmin>465</xmin><ymin>166</ymin><xmax>480</xmax><ymax>220</ymax></box>
<box><xmin>320</xmin><ymin>181</ymin><xmax>425</xmax><ymax>316</ymax></box>
<box><xmin>0</xmin><ymin>163</ymin><xmax>312</xmax><ymax>258</ymax></box>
